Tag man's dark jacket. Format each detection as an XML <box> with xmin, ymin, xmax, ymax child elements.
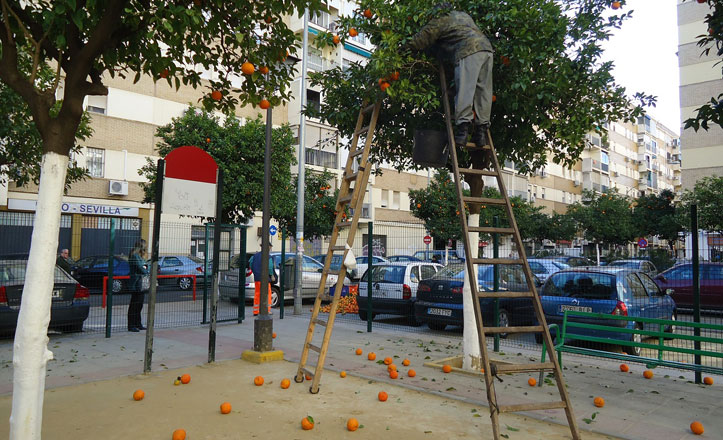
<box><xmin>409</xmin><ymin>11</ymin><xmax>493</xmax><ymax>63</ymax></box>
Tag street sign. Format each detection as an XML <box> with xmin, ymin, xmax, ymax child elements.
<box><xmin>162</xmin><ymin>146</ymin><xmax>219</xmax><ymax>217</ymax></box>
<box><xmin>638</xmin><ymin>237</ymin><xmax>648</xmax><ymax>249</ymax></box>
<box><xmin>423</xmin><ymin>235</ymin><xmax>432</xmax><ymax>245</ymax></box>
<box><xmin>269</xmin><ymin>225</ymin><xmax>277</xmax><ymax>236</ymax></box>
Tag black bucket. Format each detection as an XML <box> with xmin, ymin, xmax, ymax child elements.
<box><xmin>413</xmin><ymin>129</ymin><xmax>449</xmax><ymax>168</ymax></box>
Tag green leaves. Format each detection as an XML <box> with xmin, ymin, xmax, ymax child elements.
<box><xmin>568</xmin><ymin>190</ymin><xmax>635</xmax><ymax>246</ymax></box>
<box><xmin>680</xmin><ymin>175</ymin><xmax>723</xmax><ymax>235</ymax></box>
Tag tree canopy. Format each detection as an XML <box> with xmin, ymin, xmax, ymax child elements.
<box><xmin>308</xmin><ymin>0</ymin><xmax>653</xmax><ymax>173</ymax></box>
<box><xmin>681</xmin><ymin>175</ymin><xmax>723</xmax><ymax>235</ymax></box>
<box><xmin>276</xmin><ymin>169</ymin><xmax>339</xmax><ymax>239</ymax></box>
<box><xmin>568</xmin><ymin>190</ymin><xmax>636</xmax><ymax>246</ymax></box>
<box><xmin>632</xmin><ymin>189</ymin><xmax>683</xmax><ymax>249</ymax></box>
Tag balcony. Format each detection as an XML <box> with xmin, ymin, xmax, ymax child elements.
<box><xmin>637</xmin><ymin>160</ymin><xmax>649</xmax><ymax>171</ymax></box>
<box><xmin>638</xmin><ymin>179</ymin><xmax>649</xmax><ymax>190</ymax></box>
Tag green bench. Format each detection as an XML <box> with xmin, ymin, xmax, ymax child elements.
<box><xmin>539</xmin><ymin>311</ymin><xmax>723</xmax><ymax>385</ymax></box>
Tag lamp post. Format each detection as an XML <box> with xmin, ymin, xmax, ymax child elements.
<box><xmin>254</xmin><ymin>55</ymin><xmax>300</xmax><ymax>353</ymax></box>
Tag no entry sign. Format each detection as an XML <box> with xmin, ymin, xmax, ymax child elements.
<box><xmin>423</xmin><ymin>235</ymin><xmax>432</xmax><ymax>245</ymax></box>
<box><xmin>638</xmin><ymin>237</ymin><xmax>648</xmax><ymax>249</ymax></box>
<box><xmin>162</xmin><ymin>146</ymin><xmax>219</xmax><ymax>217</ymax></box>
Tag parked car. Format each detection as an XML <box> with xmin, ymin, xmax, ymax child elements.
<box><xmin>72</xmin><ymin>255</ymin><xmax>132</xmax><ymax>293</ymax></box>
<box><xmin>527</xmin><ymin>258</ymin><xmax>570</xmax><ymax>283</ymax></box>
<box><xmin>414</xmin><ymin>264</ymin><xmax>537</xmax><ymax>334</ymax></box>
<box><xmin>354</xmin><ymin>255</ymin><xmax>389</xmax><ymax>280</ymax></box>
<box><xmin>539</xmin><ymin>267</ymin><xmax>677</xmax><ymax>355</ymax></box>
<box><xmin>607</xmin><ymin>259</ymin><xmax>658</xmax><ymax>276</ymax></box>
<box><xmin>412</xmin><ymin>250</ymin><xmax>464</xmax><ymax>265</ymax></box>
<box><xmin>357</xmin><ymin>262</ymin><xmax>442</xmax><ymax>325</ymax></box>
<box><xmin>654</xmin><ymin>262</ymin><xmax>723</xmax><ymax>309</ymax></box>
<box><xmin>1</xmin><ymin>257</ymin><xmax>90</xmax><ymax>334</ymax></box>
<box><xmin>540</xmin><ymin>256</ymin><xmax>595</xmax><ymax>267</ymax></box>
<box><xmin>219</xmin><ymin>252</ymin><xmax>351</xmax><ymax>306</ymax></box>
<box><xmin>315</xmin><ymin>254</ymin><xmax>358</xmax><ymax>280</ymax></box>
<box><xmin>387</xmin><ymin>255</ymin><xmax>421</xmax><ymax>263</ymax></box>
<box><xmin>157</xmin><ymin>255</ymin><xmax>210</xmax><ymax>290</ymax></box>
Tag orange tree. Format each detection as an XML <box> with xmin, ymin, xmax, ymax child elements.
<box><xmin>275</xmin><ymin>169</ymin><xmax>339</xmax><ymax>240</ymax></box>
<box><xmin>0</xmin><ymin>1</ymin><xmax>323</xmax><ymax>438</ymax></box>
<box><xmin>308</xmin><ymin>0</ymin><xmax>653</xmax><ymax>173</ymax></box>
<box><xmin>568</xmin><ymin>190</ymin><xmax>635</xmax><ymax>249</ymax></box>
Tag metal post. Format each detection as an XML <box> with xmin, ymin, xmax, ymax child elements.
<box><xmin>294</xmin><ymin>8</ymin><xmax>309</xmax><ymax>315</ymax></box>
<box><xmin>238</xmin><ymin>226</ymin><xmax>246</xmax><ymax>323</ymax></box>
<box><xmin>493</xmin><ymin>216</ymin><xmax>500</xmax><ymax>352</ymax></box>
<box><xmin>280</xmin><ymin>228</ymin><xmax>286</xmax><ymax>319</ymax></box>
<box><xmin>202</xmin><ymin>223</ymin><xmax>209</xmax><ymax>324</ymax></box>
<box><xmin>208</xmin><ymin>171</ymin><xmax>224</xmax><ymax>363</ymax></box>
<box><xmin>367</xmin><ymin>221</ymin><xmax>373</xmax><ymax>333</ymax></box>
<box><xmin>255</xmin><ymin>104</ymin><xmax>274</xmax><ymax>352</ymax></box>
<box><xmin>105</xmin><ymin>218</ymin><xmax>116</xmax><ymax>338</ymax></box>
<box><xmin>691</xmin><ymin>204</ymin><xmax>701</xmax><ymax>384</ymax></box>
<box><xmin>143</xmin><ymin>159</ymin><xmax>164</xmax><ymax>374</ymax></box>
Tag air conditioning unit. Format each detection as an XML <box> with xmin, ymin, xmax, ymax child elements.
<box><xmin>573</xmin><ymin>180</ymin><xmax>580</xmax><ymax>187</ymax></box>
<box><xmin>613</xmin><ymin>171</ymin><xmax>619</xmax><ymax>177</ymax></box>
<box><xmin>109</xmin><ymin>180</ymin><xmax>128</xmax><ymax>196</ymax></box>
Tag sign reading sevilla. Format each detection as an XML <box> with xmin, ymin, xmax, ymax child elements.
<box><xmin>161</xmin><ymin>146</ymin><xmax>219</xmax><ymax>217</ymax></box>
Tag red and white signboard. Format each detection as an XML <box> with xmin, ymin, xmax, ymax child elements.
<box><xmin>162</xmin><ymin>146</ymin><xmax>219</xmax><ymax>217</ymax></box>
<box><xmin>423</xmin><ymin>235</ymin><xmax>432</xmax><ymax>245</ymax></box>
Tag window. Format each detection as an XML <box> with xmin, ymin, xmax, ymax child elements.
<box><xmin>309</xmin><ymin>10</ymin><xmax>329</xmax><ymax>28</ymax></box>
<box><xmin>703</xmin><ymin>265</ymin><xmax>723</xmax><ymax>280</ymax></box>
<box><xmin>305</xmin><ymin>149</ymin><xmax>336</xmax><ymax>168</ymax></box>
<box><xmin>626</xmin><ymin>274</ymin><xmax>648</xmax><ymax>299</ymax></box>
<box><xmin>380</xmin><ymin>189</ymin><xmax>388</xmax><ymax>208</ymax></box>
<box><xmin>420</xmin><ymin>265</ymin><xmax>437</xmax><ymax>280</ymax></box>
<box><xmin>162</xmin><ymin>257</ymin><xmax>183</xmax><ymax>267</ymax></box>
<box><xmin>342</xmin><ymin>59</ymin><xmax>353</xmax><ymax>72</ymax></box>
<box><xmin>306</xmin><ymin>89</ymin><xmax>321</xmax><ymax>113</ymax></box>
<box><xmin>350</xmin><ymin>31</ymin><xmax>368</xmax><ymax>45</ymax></box>
<box><xmin>529</xmin><ymin>261</ymin><xmax>547</xmax><ymax>275</ymax></box>
<box><xmin>302</xmin><ymin>256</ymin><xmax>322</xmax><ymax>271</ymax></box>
<box><xmin>638</xmin><ymin>273</ymin><xmax>661</xmax><ymax>296</ymax></box>
<box><xmin>392</xmin><ymin>191</ymin><xmax>400</xmax><ymax>209</ymax></box>
<box><xmin>543</xmin><ymin>273</ymin><xmax>616</xmax><ymax>299</ymax></box>
<box><xmin>86</xmin><ymin>147</ymin><xmax>105</xmax><ymax>177</ymax></box>
<box><xmin>410</xmin><ymin>266</ymin><xmax>420</xmax><ymax>283</ymax></box>
<box><xmin>86</xmin><ymin>95</ymin><xmax>107</xmax><ymax>115</ymax></box>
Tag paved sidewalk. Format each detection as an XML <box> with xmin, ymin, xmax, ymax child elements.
<box><xmin>1</xmin><ymin>312</ymin><xmax>721</xmax><ymax>439</ymax></box>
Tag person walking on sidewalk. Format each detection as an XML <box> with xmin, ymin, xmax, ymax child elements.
<box><xmin>406</xmin><ymin>3</ymin><xmax>494</xmax><ymax>148</ymax></box>
<box><xmin>251</xmin><ymin>241</ymin><xmax>276</xmax><ymax>315</ymax></box>
<box><xmin>128</xmin><ymin>239</ymin><xmax>149</xmax><ymax>332</ymax></box>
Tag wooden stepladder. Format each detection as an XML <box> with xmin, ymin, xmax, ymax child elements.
<box><xmin>295</xmin><ymin>99</ymin><xmax>382</xmax><ymax>393</ymax></box>
<box><xmin>437</xmin><ymin>65</ymin><xmax>581</xmax><ymax>440</ymax></box>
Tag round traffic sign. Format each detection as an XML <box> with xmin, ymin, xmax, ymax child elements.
<box><xmin>423</xmin><ymin>235</ymin><xmax>432</xmax><ymax>245</ymax></box>
<box><xmin>269</xmin><ymin>225</ymin><xmax>277</xmax><ymax>236</ymax></box>
<box><xmin>637</xmin><ymin>237</ymin><xmax>648</xmax><ymax>248</ymax></box>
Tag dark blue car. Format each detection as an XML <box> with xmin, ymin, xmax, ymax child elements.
<box><xmin>73</xmin><ymin>255</ymin><xmax>132</xmax><ymax>293</ymax></box>
<box><xmin>539</xmin><ymin>267</ymin><xmax>677</xmax><ymax>355</ymax></box>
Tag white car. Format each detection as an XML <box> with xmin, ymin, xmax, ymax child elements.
<box><xmin>354</xmin><ymin>255</ymin><xmax>389</xmax><ymax>280</ymax></box>
<box><xmin>357</xmin><ymin>262</ymin><xmax>442</xmax><ymax>325</ymax></box>
<box><xmin>527</xmin><ymin>258</ymin><xmax>569</xmax><ymax>283</ymax></box>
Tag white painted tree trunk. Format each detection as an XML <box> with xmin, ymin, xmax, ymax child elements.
<box><xmin>596</xmin><ymin>243</ymin><xmax>601</xmax><ymax>266</ymax></box>
<box><xmin>10</xmin><ymin>152</ymin><xmax>69</xmax><ymax>440</ymax></box>
<box><xmin>463</xmin><ymin>213</ymin><xmax>482</xmax><ymax>371</ymax></box>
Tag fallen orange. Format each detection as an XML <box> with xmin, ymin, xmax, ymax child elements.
<box><xmin>133</xmin><ymin>389</ymin><xmax>144</xmax><ymax>401</ymax></box>
<box><xmin>619</xmin><ymin>364</ymin><xmax>629</xmax><ymax>373</ymax></box>
<box><xmin>280</xmin><ymin>378</ymin><xmax>291</xmax><ymax>389</ymax></box>
<box><xmin>368</xmin><ymin>352</ymin><xmax>376</xmax><ymax>361</ymax></box>
<box><xmin>593</xmin><ymin>397</ymin><xmax>605</xmax><ymax>408</ymax></box>
<box><xmin>254</xmin><ymin>376</ymin><xmax>264</xmax><ymax>386</ymax></box>
<box><xmin>220</xmin><ymin>402</ymin><xmax>232</xmax><ymax>414</ymax></box>
<box><xmin>528</xmin><ymin>378</ymin><xmax>537</xmax><ymax>387</ymax></box>
<box><xmin>355</xmin><ymin>348</ymin><xmax>363</xmax><ymax>355</ymax></box>
<box><xmin>690</xmin><ymin>421</ymin><xmax>704</xmax><ymax>435</ymax></box>
<box><xmin>408</xmin><ymin>369</ymin><xmax>416</xmax><ymax>377</ymax></box>
<box><xmin>172</xmin><ymin>429</ymin><xmax>186</xmax><ymax>440</ymax></box>
<box><xmin>442</xmin><ymin>365</ymin><xmax>452</xmax><ymax>373</ymax></box>
<box><xmin>402</xmin><ymin>359</ymin><xmax>410</xmax><ymax>366</ymax></box>
<box><xmin>643</xmin><ymin>370</ymin><xmax>654</xmax><ymax>379</ymax></box>
<box><xmin>180</xmin><ymin>374</ymin><xmax>191</xmax><ymax>384</ymax></box>
<box><xmin>347</xmin><ymin>417</ymin><xmax>359</xmax><ymax>431</ymax></box>
<box><xmin>378</xmin><ymin>391</ymin><xmax>388</xmax><ymax>402</ymax></box>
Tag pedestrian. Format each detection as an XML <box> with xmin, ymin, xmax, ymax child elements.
<box><xmin>406</xmin><ymin>3</ymin><xmax>494</xmax><ymax>147</ymax></box>
<box><xmin>251</xmin><ymin>241</ymin><xmax>276</xmax><ymax>315</ymax></box>
<box><xmin>127</xmin><ymin>239</ymin><xmax>149</xmax><ymax>332</ymax></box>
<box><xmin>56</xmin><ymin>248</ymin><xmax>72</xmax><ymax>273</ymax></box>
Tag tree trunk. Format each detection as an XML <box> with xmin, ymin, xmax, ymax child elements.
<box><xmin>10</xmin><ymin>151</ymin><xmax>69</xmax><ymax>440</ymax></box>
<box><xmin>463</xmin><ymin>213</ymin><xmax>482</xmax><ymax>370</ymax></box>
<box><xmin>596</xmin><ymin>243</ymin><xmax>601</xmax><ymax>266</ymax></box>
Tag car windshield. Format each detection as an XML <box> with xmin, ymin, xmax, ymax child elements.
<box><xmin>188</xmin><ymin>256</ymin><xmax>205</xmax><ymax>263</ymax></box>
<box><xmin>544</xmin><ymin>272</ymin><xmax>617</xmax><ymax>299</ymax></box>
<box><xmin>362</xmin><ymin>265</ymin><xmax>406</xmax><ymax>283</ymax></box>
<box><xmin>0</xmin><ymin>260</ymin><xmax>75</xmax><ymax>285</ymax></box>
<box><xmin>608</xmin><ymin>261</ymin><xmax>639</xmax><ymax>268</ymax></box>
<box><xmin>552</xmin><ymin>262</ymin><xmax>570</xmax><ymax>270</ymax></box>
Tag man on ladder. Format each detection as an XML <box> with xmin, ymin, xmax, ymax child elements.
<box><xmin>406</xmin><ymin>2</ymin><xmax>494</xmax><ymax>148</ymax></box>
<box><xmin>251</xmin><ymin>241</ymin><xmax>275</xmax><ymax>315</ymax></box>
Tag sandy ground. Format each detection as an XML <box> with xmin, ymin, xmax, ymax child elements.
<box><xmin>0</xmin><ymin>358</ymin><xmax>618</xmax><ymax>440</ymax></box>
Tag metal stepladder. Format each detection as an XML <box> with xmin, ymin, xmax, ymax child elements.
<box><xmin>437</xmin><ymin>65</ymin><xmax>581</xmax><ymax>439</ymax></box>
<box><xmin>295</xmin><ymin>99</ymin><xmax>382</xmax><ymax>393</ymax></box>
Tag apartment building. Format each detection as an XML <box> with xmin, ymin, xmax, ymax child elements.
<box><xmin>677</xmin><ymin>0</ymin><xmax>723</xmax><ymax>189</ymax></box>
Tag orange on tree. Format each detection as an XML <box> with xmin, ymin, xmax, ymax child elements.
<box><xmin>363</xmin><ymin>9</ymin><xmax>372</xmax><ymax>19</ymax></box>
<box><xmin>301</xmin><ymin>416</ymin><xmax>315</xmax><ymax>430</ymax></box>
<box><xmin>643</xmin><ymin>370</ymin><xmax>654</xmax><ymax>379</ymax></box>
<box><xmin>619</xmin><ymin>364</ymin><xmax>629</xmax><ymax>372</ymax></box>
<box><xmin>160</xmin><ymin>68</ymin><xmax>169</xmax><ymax>79</ymax></box>
<box><xmin>402</xmin><ymin>359</ymin><xmax>410</xmax><ymax>366</ymax></box>
<box><xmin>378</xmin><ymin>391</ymin><xmax>388</xmax><ymax>402</ymax></box>
<box><xmin>442</xmin><ymin>364</ymin><xmax>452</xmax><ymax>373</ymax></box>
<box><xmin>206</xmin><ymin>137</ymin><xmax>211</xmax><ymax>143</ymax></box>
<box><xmin>211</xmin><ymin>90</ymin><xmax>222</xmax><ymax>101</ymax></box>
<box><xmin>349</xmin><ymin>28</ymin><xmax>358</xmax><ymax>37</ymax></box>
<box><xmin>389</xmin><ymin>71</ymin><xmax>400</xmax><ymax>81</ymax></box>
<box><xmin>260</xmin><ymin>99</ymin><xmax>271</xmax><ymax>110</ymax></box>
<box><xmin>340</xmin><ymin>371</ymin><xmax>347</xmax><ymax>378</ymax></box>
<box><xmin>347</xmin><ymin>417</ymin><xmax>360</xmax><ymax>431</ymax></box>
<box><xmin>333</xmin><ymin>35</ymin><xmax>340</xmax><ymax>45</ymax></box>
<box><xmin>690</xmin><ymin>421</ymin><xmax>704</xmax><ymax>435</ymax></box>
<box><xmin>220</xmin><ymin>402</ymin><xmax>232</xmax><ymax>414</ymax></box>
<box><xmin>355</xmin><ymin>348</ymin><xmax>363</xmax><ymax>355</ymax></box>
<box><xmin>492</xmin><ymin>95</ymin><xmax>497</xmax><ymax>102</ymax></box>
<box><xmin>254</xmin><ymin>376</ymin><xmax>264</xmax><ymax>386</ymax></box>
<box><xmin>389</xmin><ymin>370</ymin><xmax>399</xmax><ymax>379</ymax></box>
<box><xmin>172</xmin><ymin>429</ymin><xmax>186</xmax><ymax>440</ymax></box>
<box><xmin>703</xmin><ymin>376</ymin><xmax>713</xmax><ymax>385</ymax></box>
<box><xmin>132</xmin><ymin>389</ymin><xmax>144</xmax><ymax>401</ymax></box>
<box><xmin>408</xmin><ymin>369</ymin><xmax>416</xmax><ymax>377</ymax></box>
<box><xmin>368</xmin><ymin>352</ymin><xmax>376</xmax><ymax>361</ymax></box>
<box><xmin>241</xmin><ymin>61</ymin><xmax>255</xmax><ymax>75</ymax></box>
<box><xmin>280</xmin><ymin>378</ymin><xmax>291</xmax><ymax>389</ymax></box>
<box><xmin>272</xmin><ymin>332</ymin><xmax>277</xmax><ymax>338</ymax></box>
<box><xmin>180</xmin><ymin>374</ymin><xmax>191</xmax><ymax>384</ymax></box>
<box><xmin>259</xmin><ymin>66</ymin><xmax>269</xmax><ymax>75</ymax></box>
<box><xmin>611</xmin><ymin>1</ymin><xmax>621</xmax><ymax>10</ymax></box>
<box><xmin>528</xmin><ymin>377</ymin><xmax>537</xmax><ymax>386</ymax></box>
<box><xmin>264</xmin><ymin>15</ymin><xmax>272</xmax><ymax>24</ymax></box>
<box><xmin>380</xmin><ymin>81</ymin><xmax>390</xmax><ymax>92</ymax></box>
<box><xmin>593</xmin><ymin>397</ymin><xmax>605</xmax><ymax>408</ymax></box>
<box><xmin>383</xmin><ymin>357</ymin><xmax>393</xmax><ymax>365</ymax></box>
<box><xmin>500</xmin><ymin>55</ymin><xmax>510</xmax><ymax>66</ymax></box>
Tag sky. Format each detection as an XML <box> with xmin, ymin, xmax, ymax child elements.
<box><xmin>602</xmin><ymin>0</ymin><xmax>680</xmax><ymax>134</ymax></box>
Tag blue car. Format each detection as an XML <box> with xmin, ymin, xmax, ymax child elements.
<box><xmin>539</xmin><ymin>267</ymin><xmax>677</xmax><ymax>355</ymax></box>
<box><xmin>73</xmin><ymin>255</ymin><xmax>132</xmax><ymax>293</ymax></box>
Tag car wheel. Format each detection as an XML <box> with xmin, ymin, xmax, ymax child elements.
<box><xmin>623</xmin><ymin>325</ymin><xmax>642</xmax><ymax>356</ymax></box>
<box><xmin>428</xmin><ymin>322</ymin><xmax>447</xmax><ymax>331</ymax></box>
<box><xmin>664</xmin><ymin>312</ymin><xmax>676</xmax><ymax>340</ymax></box>
<box><xmin>496</xmin><ymin>309</ymin><xmax>510</xmax><ymax>339</ymax></box>
<box><xmin>111</xmin><ymin>278</ymin><xmax>123</xmax><ymax>294</ymax></box>
<box><xmin>358</xmin><ymin>310</ymin><xmax>369</xmax><ymax>321</ymax></box>
<box><xmin>271</xmin><ymin>287</ymin><xmax>280</xmax><ymax>308</ymax></box>
<box><xmin>178</xmin><ymin>277</ymin><xmax>193</xmax><ymax>291</ymax></box>
<box><xmin>407</xmin><ymin>313</ymin><xmax>422</xmax><ymax>327</ymax></box>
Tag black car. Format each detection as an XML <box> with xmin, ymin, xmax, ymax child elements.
<box><xmin>1</xmin><ymin>257</ymin><xmax>90</xmax><ymax>335</ymax></box>
<box><xmin>414</xmin><ymin>264</ymin><xmax>536</xmax><ymax>334</ymax></box>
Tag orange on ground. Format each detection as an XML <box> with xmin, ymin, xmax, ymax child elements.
<box><xmin>259</xmin><ymin>99</ymin><xmax>271</xmax><ymax>110</ymax></box>
<box><xmin>172</xmin><ymin>429</ymin><xmax>186</xmax><ymax>440</ymax></box>
<box><xmin>619</xmin><ymin>364</ymin><xmax>629</xmax><ymax>372</ymax></box>
<box><xmin>408</xmin><ymin>369</ymin><xmax>416</xmax><ymax>377</ymax></box>
<box><xmin>593</xmin><ymin>397</ymin><xmax>605</xmax><ymax>408</ymax></box>
<box><xmin>383</xmin><ymin>357</ymin><xmax>393</xmax><ymax>365</ymax></box>
<box><xmin>363</xmin><ymin>9</ymin><xmax>372</xmax><ymax>18</ymax></box>
<box><xmin>389</xmin><ymin>370</ymin><xmax>399</xmax><ymax>379</ymax></box>
<box><xmin>347</xmin><ymin>417</ymin><xmax>359</xmax><ymax>431</ymax></box>
<box><xmin>355</xmin><ymin>348</ymin><xmax>363</xmax><ymax>355</ymax></box>
<box><xmin>220</xmin><ymin>402</ymin><xmax>232</xmax><ymax>414</ymax></box>
<box><xmin>368</xmin><ymin>352</ymin><xmax>376</xmax><ymax>361</ymax></box>
<box><xmin>301</xmin><ymin>416</ymin><xmax>315</xmax><ymax>430</ymax></box>
<box><xmin>643</xmin><ymin>370</ymin><xmax>654</xmax><ymax>379</ymax></box>
<box><xmin>402</xmin><ymin>359</ymin><xmax>410</xmax><ymax>366</ymax></box>
<box><xmin>259</xmin><ymin>66</ymin><xmax>269</xmax><ymax>75</ymax></box>
<box><xmin>280</xmin><ymin>378</ymin><xmax>291</xmax><ymax>389</ymax></box>
<box><xmin>703</xmin><ymin>376</ymin><xmax>714</xmax><ymax>385</ymax></box>
<box><xmin>349</xmin><ymin>28</ymin><xmax>358</xmax><ymax>37</ymax></box>
<box><xmin>132</xmin><ymin>389</ymin><xmax>144</xmax><ymax>401</ymax></box>
<box><xmin>442</xmin><ymin>365</ymin><xmax>452</xmax><ymax>373</ymax></box>
<box><xmin>528</xmin><ymin>378</ymin><xmax>537</xmax><ymax>387</ymax></box>
<box><xmin>211</xmin><ymin>90</ymin><xmax>222</xmax><ymax>101</ymax></box>
<box><xmin>378</xmin><ymin>391</ymin><xmax>388</xmax><ymax>402</ymax></box>
<box><xmin>690</xmin><ymin>421</ymin><xmax>704</xmax><ymax>435</ymax></box>
<box><xmin>387</xmin><ymin>364</ymin><xmax>397</xmax><ymax>372</ymax></box>
<box><xmin>340</xmin><ymin>371</ymin><xmax>347</xmax><ymax>378</ymax></box>
<box><xmin>333</xmin><ymin>35</ymin><xmax>340</xmax><ymax>45</ymax></box>
<box><xmin>241</xmin><ymin>61</ymin><xmax>255</xmax><ymax>75</ymax></box>
<box><xmin>305</xmin><ymin>374</ymin><xmax>312</xmax><ymax>381</ymax></box>
<box><xmin>173</xmin><ymin>379</ymin><xmax>181</xmax><ymax>386</ymax></box>
<box><xmin>180</xmin><ymin>374</ymin><xmax>191</xmax><ymax>384</ymax></box>
<box><xmin>254</xmin><ymin>376</ymin><xmax>264</xmax><ymax>386</ymax></box>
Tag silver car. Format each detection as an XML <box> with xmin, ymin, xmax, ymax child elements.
<box><xmin>527</xmin><ymin>258</ymin><xmax>570</xmax><ymax>283</ymax></box>
<box><xmin>157</xmin><ymin>255</ymin><xmax>209</xmax><ymax>290</ymax></box>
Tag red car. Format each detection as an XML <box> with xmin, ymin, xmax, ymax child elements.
<box><xmin>654</xmin><ymin>263</ymin><xmax>723</xmax><ymax>309</ymax></box>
